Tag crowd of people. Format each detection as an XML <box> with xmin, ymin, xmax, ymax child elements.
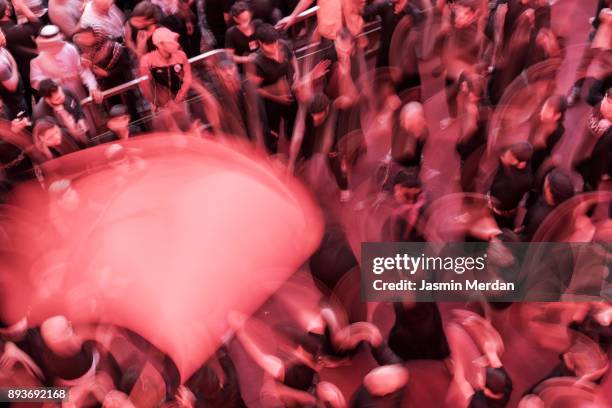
<box><xmin>0</xmin><ymin>0</ymin><xmax>611</xmax><ymax>406</ymax></box>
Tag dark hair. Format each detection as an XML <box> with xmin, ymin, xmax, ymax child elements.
<box><xmin>33</xmin><ymin>117</ymin><xmax>59</xmax><ymax>143</ymax></box>
<box><xmin>393</xmin><ymin>170</ymin><xmax>422</xmax><ymax>189</ymax></box>
<box><xmin>308</xmin><ymin>93</ymin><xmax>330</xmax><ymax>115</ymax></box>
<box><xmin>38</xmin><ymin>79</ymin><xmax>60</xmax><ymax>98</ymax></box>
<box><xmin>256</xmin><ymin>23</ymin><xmax>279</xmax><ymax>44</ymax></box>
<box><xmin>484</xmin><ymin>367</ymin><xmax>513</xmax><ymax>405</ymax></box>
<box><xmin>231</xmin><ymin>1</ymin><xmax>250</xmax><ymax>18</ymax></box>
<box><xmin>0</xmin><ymin>0</ymin><xmax>8</xmax><ymax>19</ymax></box>
<box><xmin>130</xmin><ymin>1</ymin><xmax>162</xmax><ymax>22</ymax></box>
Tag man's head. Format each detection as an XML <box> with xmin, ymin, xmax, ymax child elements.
<box><xmin>363</xmin><ymin>365</ymin><xmax>409</xmax><ymax>396</ymax></box>
<box><xmin>34</xmin><ymin>117</ymin><xmax>63</xmax><ymax>148</ymax></box>
<box><xmin>539</xmin><ymin>94</ymin><xmax>566</xmax><ymax>123</ymax></box>
<box><xmin>308</xmin><ymin>93</ymin><xmax>331</xmax><ymax>127</ymax></box>
<box><xmin>217</xmin><ymin>58</ymin><xmax>240</xmax><ymax>90</ymax></box>
<box><xmin>543</xmin><ymin>169</ymin><xmax>574</xmax><ymax>206</ymax></box>
<box><xmin>399</xmin><ymin>102</ymin><xmax>426</xmax><ymax>133</ymax></box>
<box><xmin>130</xmin><ymin>1</ymin><xmax>161</xmax><ymax>29</ymax></box>
<box><xmin>40</xmin><ymin>315</ymin><xmax>82</xmax><ymax>357</ymax></box>
<box><xmin>152</xmin><ymin>27</ymin><xmax>180</xmax><ymax>53</ymax></box>
<box><xmin>107</xmin><ymin>104</ymin><xmax>130</xmax><ymax>135</ymax></box>
<box><xmin>500</xmin><ymin>142</ymin><xmax>533</xmax><ymax>170</ymax></box>
<box><xmin>93</xmin><ymin>0</ymin><xmax>114</xmax><ymax>14</ymax></box>
<box><xmin>256</xmin><ymin>24</ymin><xmax>280</xmax><ymax>55</ymax></box>
<box><xmin>482</xmin><ymin>367</ymin><xmax>512</xmax><ymax>403</ymax></box>
<box><xmin>72</xmin><ymin>27</ymin><xmax>97</xmax><ymax>48</ymax></box>
<box><xmin>601</xmin><ymin>88</ymin><xmax>612</xmax><ymax>120</ymax></box>
<box><xmin>36</xmin><ymin>25</ymin><xmax>65</xmax><ymax>53</ymax></box>
<box><xmin>231</xmin><ymin>1</ymin><xmax>252</xmax><ymax>28</ymax></box>
<box><xmin>39</xmin><ymin>79</ymin><xmax>65</xmax><ymax>107</ymax></box>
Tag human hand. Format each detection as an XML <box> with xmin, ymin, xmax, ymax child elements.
<box><xmin>275</xmin><ymin>15</ymin><xmax>295</xmax><ymax>31</ymax></box>
<box><xmin>0</xmin><ymin>341</ymin><xmax>44</xmax><ymax>380</ymax></box>
<box><xmin>91</xmin><ymin>89</ymin><xmax>104</xmax><ymax>104</ymax></box>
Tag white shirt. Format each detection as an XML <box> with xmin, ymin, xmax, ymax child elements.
<box><xmin>79</xmin><ymin>1</ymin><xmax>125</xmax><ymax>39</ymax></box>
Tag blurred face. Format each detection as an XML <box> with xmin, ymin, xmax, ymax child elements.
<box><xmin>539</xmin><ymin>100</ymin><xmax>560</xmax><ymax>123</ymax></box>
<box><xmin>233</xmin><ymin>10</ymin><xmax>252</xmax><ymax>27</ymax></box>
<box><xmin>453</xmin><ymin>5</ymin><xmax>477</xmax><ymax>28</ymax></box>
<box><xmin>260</xmin><ymin>40</ymin><xmax>279</xmax><ymax>56</ymax></box>
<box><xmin>394</xmin><ymin>185</ymin><xmax>421</xmax><ymax>204</ymax></box>
<box><xmin>0</xmin><ymin>29</ymin><xmax>6</xmax><ymax>48</ymax></box>
<box><xmin>130</xmin><ymin>16</ymin><xmax>154</xmax><ymax>30</ymax></box>
<box><xmin>107</xmin><ymin>114</ymin><xmax>130</xmax><ymax>134</ymax></box>
<box><xmin>40</xmin><ymin>126</ymin><xmax>63</xmax><ymax>147</ymax></box>
<box><xmin>501</xmin><ymin>150</ymin><xmax>528</xmax><ymax>169</ymax></box>
<box><xmin>74</xmin><ymin>31</ymin><xmax>97</xmax><ymax>48</ymax></box>
<box><xmin>158</xmin><ymin>39</ymin><xmax>180</xmax><ymax>54</ymax></box>
<box><xmin>543</xmin><ymin>176</ymin><xmax>555</xmax><ymax>205</ymax></box>
<box><xmin>93</xmin><ymin>0</ymin><xmax>114</xmax><ymax>14</ymax></box>
<box><xmin>46</xmin><ymin>88</ymin><xmax>65</xmax><ymax>107</ymax></box>
<box><xmin>219</xmin><ymin>64</ymin><xmax>240</xmax><ymax>88</ymax></box>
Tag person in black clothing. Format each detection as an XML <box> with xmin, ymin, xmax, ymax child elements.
<box><xmin>225</xmin><ymin>1</ymin><xmax>260</xmax><ymax>64</ymax></box>
<box><xmin>32</xmin><ymin>79</ymin><xmax>90</xmax><ymax>146</ymax></box>
<box><xmin>183</xmin><ymin>347</ymin><xmax>248</xmax><ymax>408</ymax></box>
<box><xmin>574</xmin><ymin>88</ymin><xmax>612</xmax><ymax>190</ymax></box>
<box><xmin>301</xmin><ymin>93</ymin><xmax>350</xmax><ymax>200</ymax></box>
<box><xmin>391</xmin><ymin>101</ymin><xmax>427</xmax><ymax>169</ymax></box>
<box><xmin>528</xmin><ymin>94</ymin><xmax>566</xmax><ymax>177</ymax></box>
<box><xmin>248</xmin><ymin>23</ymin><xmax>298</xmax><ymax>152</ymax></box>
<box><xmin>467</xmin><ymin>367</ymin><xmax>513</xmax><ymax>408</ymax></box>
<box><xmin>522</xmin><ymin>169</ymin><xmax>574</xmax><ymax>241</ymax></box>
<box><xmin>209</xmin><ymin>57</ymin><xmax>268</xmax><ymax>142</ymax></box>
<box><xmin>488</xmin><ymin>141</ymin><xmax>534</xmax><ymax>229</ymax></box>
<box><xmin>364</xmin><ymin>0</ymin><xmax>424</xmax><ymax>70</ymax></box>
<box><xmin>0</xmin><ymin>0</ymin><xmax>40</xmax><ymax>114</ymax></box>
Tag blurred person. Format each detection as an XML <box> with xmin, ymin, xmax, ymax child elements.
<box><xmin>391</xmin><ymin>101</ymin><xmax>428</xmax><ymax>170</ymax></box>
<box><xmin>33</xmin><ymin>79</ymin><xmax>90</xmax><ymax>146</ymax></box>
<box><xmin>73</xmin><ymin>27</ymin><xmax>140</xmax><ymax>121</ymax></box>
<box><xmin>150</xmin><ymin>0</ymin><xmax>200</xmax><ymax>57</ymax></box>
<box><xmin>528</xmin><ymin>94</ymin><xmax>566</xmax><ymax>177</ymax></box>
<box><xmin>455</xmin><ymin>74</ymin><xmax>490</xmax><ymax>192</ymax></box>
<box><xmin>208</xmin><ymin>57</ymin><xmax>268</xmax><ymax>142</ymax></box>
<box><xmin>30</xmin><ymin>25</ymin><xmax>103</xmax><ymax>104</ymax></box>
<box><xmin>98</xmin><ymin>104</ymin><xmax>141</xmax><ymax>144</ymax></box>
<box><xmin>139</xmin><ymin>27</ymin><xmax>192</xmax><ymax>130</ymax></box>
<box><xmin>567</xmin><ymin>4</ymin><xmax>612</xmax><ymax>106</ymax></box>
<box><xmin>435</xmin><ymin>0</ymin><xmax>489</xmax><ymax>126</ymax></box>
<box><xmin>276</xmin><ymin>0</ymin><xmax>365</xmax><ymax>40</ymax></box>
<box><xmin>521</xmin><ymin>169</ymin><xmax>574</xmax><ymax>241</ymax></box>
<box><xmin>31</xmin><ymin>117</ymin><xmax>80</xmax><ymax>162</ymax></box>
<box><xmin>27</xmin><ymin>315</ymin><xmax>122</xmax><ymax>390</ymax></box>
<box><xmin>248</xmin><ymin>23</ymin><xmax>298</xmax><ymax>152</ymax></box>
<box><xmin>0</xmin><ymin>0</ymin><xmax>40</xmax><ymax>113</ymax></box>
<box><xmin>225</xmin><ymin>1</ymin><xmax>260</xmax><ymax>65</ymax></box>
<box><xmin>0</xmin><ymin>27</ymin><xmax>28</xmax><ymax>119</ymax></box>
<box><xmin>488</xmin><ymin>141</ymin><xmax>534</xmax><ymax>229</ymax></box>
<box><xmin>79</xmin><ymin>0</ymin><xmax>126</xmax><ymax>41</ymax></box>
<box><xmin>350</xmin><ymin>364</ymin><xmax>409</xmax><ymax>407</ymax></box>
<box><xmin>363</xmin><ymin>0</ymin><xmax>424</xmax><ymax>70</ymax></box>
<box><xmin>380</xmin><ymin>170</ymin><xmax>428</xmax><ymax>242</ymax></box>
<box><xmin>574</xmin><ymin>87</ymin><xmax>611</xmax><ymax>191</ymax></box>
<box><xmin>48</xmin><ymin>0</ymin><xmax>83</xmax><ymax>37</ymax></box>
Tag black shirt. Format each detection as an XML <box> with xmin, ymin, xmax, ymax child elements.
<box><xmin>224</xmin><ymin>21</ymin><xmax>261</xmax><ymax>57</ymax></box>
<box><xmin>253</xmin><ymin>41</ymin><xmax>294</xmax><ymax>87</ymax></box>
<box><xmin>490</xmin><ymin>162</ymin><xmax>533</xmax><ymax>211</ymax></box>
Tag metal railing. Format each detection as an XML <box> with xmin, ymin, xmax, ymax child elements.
<box><xmin>80</xmin><ymin>6</ymin><xmax>383</xmax><ymax>136</ymax></box>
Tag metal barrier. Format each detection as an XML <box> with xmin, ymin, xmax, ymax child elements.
<box><xmin>81</xmin><ymin>6</ymin><xmax>383</xmax><ymax>137</ymax></box>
